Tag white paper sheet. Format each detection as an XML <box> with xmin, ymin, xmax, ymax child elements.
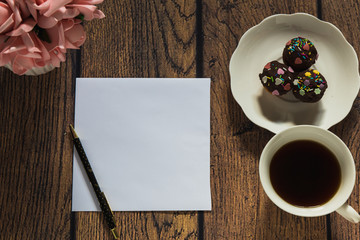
<box><xmin>72</xmin><ymin>78</ymin><xmax>211</xmax><ymax>211</ymax></box>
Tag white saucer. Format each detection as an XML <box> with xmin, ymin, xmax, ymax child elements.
<box><xmin>230</xmin><ymin>13</ymin><xmax>360</xmax><ymax>133</ymax></box>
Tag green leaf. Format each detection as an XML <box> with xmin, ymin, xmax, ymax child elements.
<box><xmin>75</xmin><ymin>14</ymin><xmax>85</xmax><ymax>21</ymax></box>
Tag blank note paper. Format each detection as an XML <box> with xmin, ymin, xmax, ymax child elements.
<box><xmin>72</xmin><ymin>78</ymin><xmax>211</xmax><ymax>211</ymax></box>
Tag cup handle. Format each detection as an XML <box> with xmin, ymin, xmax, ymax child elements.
<box><xmin>336</xmin><ymin>203</ymin><xmax>360</xmax><ymax>223</ymax></box>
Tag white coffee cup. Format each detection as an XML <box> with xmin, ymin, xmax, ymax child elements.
<box><xmin>259</xmin><ymin>125</ymin><xmax>360</xmax><ymax>222</ymax></box>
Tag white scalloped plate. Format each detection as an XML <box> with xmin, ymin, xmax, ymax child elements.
<box><xmin>230</xmin><ymin>13</ymin><xmax>360</xmax><ymax>133</ymax></box>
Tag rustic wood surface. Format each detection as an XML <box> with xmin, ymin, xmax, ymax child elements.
<box><xmin>322</xmin><ymin>1</ymin><xmax>360</xmax><ymax>240</ymax></box>
<box><xmin>1</xmin><ymin>0</ymin><xmax>360</xmax><ymax>239</ymax></box>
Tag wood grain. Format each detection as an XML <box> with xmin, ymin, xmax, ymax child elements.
<box><xmin>0</xmin><ymin>52</ymin><xmax>76</xmax><ymax>239</ymax></box>
<box><xmin>201</xmin><ymin>1</ymin><xmax>329</xmax><ymax>239</ymax></box>
<box><xmin>2</xmin><ymin>1</ymin><xmax>360</xmax><ymax>239</ymax></box>
<box><xmin>322</xmin><ymin>0</ymin><xmax>360</xmax><ymax>239</ymax></box>
<box><xmin>73</xmin><ymin>0</ymin><xmax>199</xmax><ymax>239</ymax></box>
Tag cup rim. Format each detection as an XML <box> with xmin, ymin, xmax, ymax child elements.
<box><xmin>259</xmin><ymin>125</ymin><xmax>356</xmax><ymax>217</ymax></box>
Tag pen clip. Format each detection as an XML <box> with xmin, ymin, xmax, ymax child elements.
<box><xmin>111</xmin><ymin>228</ymin><xmax>120</xmax><ymax>239</ymax></box>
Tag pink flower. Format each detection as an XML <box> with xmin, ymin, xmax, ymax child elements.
<box><xmin>42</xmin><ymin>19</ymin><xmax>86</xmax><ymax>67</ymax></box>
<box><xmin>0</xmin><ymin>32</ymin><xmax>50</xmax><ymax>75</ymax></box>
<box><xmin>26</xmin><ymin>0</ymin><xmax>105</xmax><ymax>29</ymax></box>
<box><xmin>0</xmin><ymin>0</ymin><xmax>104</xmax><ymax>75</ymax></box>
<box><xmin>68</xmin><ymin>0</ymin><xmax>105</xmax><ymax>20</ymax></box>
<box><xmin>0</xmin><ymin>0</ymin><xmax>36</xmax><ymax>36</ymax></box>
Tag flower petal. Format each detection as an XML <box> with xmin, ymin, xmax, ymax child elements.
<box><xmin>93</xmin><ymin>9</ymin><xmax>105</xmax><ymax>19</ymax></box>
<box><xmin>43</xmin><ymin>0</ymin><xmax>73</xmax><ymax>17</ymax></box>
<box><xmin>53</xmin><ymin>7</ymin><xmax>80</xmax><ymax>20</ymax></box>
<box><xmin>72</xmin><ymin>0</ymin><xmax>104</xmax><ymax>4</ymax></box>
<box><xmin>38</xmin><ymin>15</ymin><xmax>58</xmax><ymax>29</ymax></box>
<box><xmin>21</xmin><ymin>33</ymin><xmax>41</xmax><ymax>53</ymax></box>
<box><xmin>0</xmin><ymin>13</ymin><xmax>15</xmax><ymax>34</ymax></box>
<box><xmin>67</xmin><ymin>4</ymin><xmax>97</xmax><ymax>20</ymax></box>
<box><xmin>0</xmin><ymin>2</ymin><xmax>12</xmax><ymax>25</ymax></box>
<box><xmin>26</xmin><ymin>1</ymin><xmax>38</xmax><ymax>21</ymax></box>
<box><xmin>6</xmin><ymin>18</ymin><xmax>37</xmax><ymax>36</ymax></box>
<box><xmin>65</xmin><ymin>23</ymin><xmax>86</xmax><ymax>48</ymax></box>
<box><xmin>12</xmin><ymin>55</ymin><xmax>35</xmax><ymax>75</ymax></box>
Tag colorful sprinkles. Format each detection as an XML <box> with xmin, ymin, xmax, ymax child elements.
<box><xmin>263</xmin><ymin>62</ymin><xmax>291</xmax><ymax>88</ymax></box>
<box><xmin>294</xmin><ymin>69</ymin><xmax>326</xmax><ymax>96</ymax></box>
<box><xmin>286</xmin><ymin>37</ymin><xmax>315</xmax><ymax>61</ymax></box>
<box><xmin>259</xmin><ymin>61</ymin><xmax>294</xmax><ymax>96</ymax></box>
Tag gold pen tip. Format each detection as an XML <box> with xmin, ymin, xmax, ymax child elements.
<box><xmin>111</xmin><ymin>228</ymin><xmax>119</xmax><ymax>239</ymax></box>
<box><xmin>69</xmin><ymin>124</ymin><xmax>79</xmax><ymax>139</ymax></box>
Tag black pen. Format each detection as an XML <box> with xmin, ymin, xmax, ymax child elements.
<box><xmin>70</xmin><ymin>124</ymin><xmax>119</xmax><ymax>239</ymax></box>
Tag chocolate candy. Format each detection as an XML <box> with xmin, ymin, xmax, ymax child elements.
<box><xmin>282</xmin><ymin>37</ymin><xmax>318</xmax><ymax>72</ymax></box>
<box><xmin>259</xmin><ymin>61</ymin><xmax>295</xmax><ymax>96</ymax></box>
<box><xmin>292</xmin><ymin>69</ymin><xmax>327</xmax><ymax>102</ymax></box>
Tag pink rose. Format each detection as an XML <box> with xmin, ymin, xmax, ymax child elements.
<box><xmin>0</xmin><ymin>2</ymin><xmax>13</xmax><ymax>33</ymax></box>
<box><xmin>26</xmin><ymin>0</ymin><xmax>104</xmax><ymax>29</ymax></box>
<box><xmin>0</xmin><ymin>0</ymin><xmax>36</xmax><ymax>36</ymax></box>
<box><xmin>63</xmin><ymin>19</ymin><xmax>86</xmax><ymax>48</ymax></box>
<box><xmin>0</xmin><ymin>32</ymin><xmax>50</xmax><ymax>75</ymax></box>
<box><xmin>68</xmin><ymin>0</ymin><xmax>105</xmax><ymax>20</ymax></box>
<box><xmin>0</xmin><ymin>0</ymin><xmax>104</xmax><ymax>75</ymax></box>
<box><xmin>42</xmin><ymin>19</ymin><xmax>86</xmax><ymax>67</ymax></box>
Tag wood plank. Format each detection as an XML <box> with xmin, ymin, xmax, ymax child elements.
<box><xmin>0</xmin><ymin>54</ymin><xmax>76</xmax><ymax>238</ymax></box>
<box><xmin>74</xmin><ymin>0</ymin><xmax>198</xmax><ymax>239</ymax></box>
<box><xmin>322</xmin><ymin>0</ymin><xmax>360</xmax><ymax>238</ymax></box>
<box><xmin>201</xmin><ymin>1</ymin><xmax>329</xmax><ymax>239</ymax></box>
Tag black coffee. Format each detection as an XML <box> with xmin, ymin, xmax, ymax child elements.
<box><xmin>270</xmin><ymin>140</ymin><xmax>341</xmax><ymax>207</ymax></box>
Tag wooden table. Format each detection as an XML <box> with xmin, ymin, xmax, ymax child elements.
<box><xmin>1</xmin><ymin>1</ymin><xmax>360</xmax><ymax>239</ymax></box>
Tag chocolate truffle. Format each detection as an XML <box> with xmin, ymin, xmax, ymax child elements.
<box><xmin>292</xmin><ymin>69</ymin><xmax>328</xmax><ymax>103</ymax></box>
<box><xmin>282</xmin><ymin>37</ymin><xmax>318</xmax><ymax>72</ymax></box>
<box><xmin>259</xmin><ymin>61</ymin><xmax>295</xmax><ymax>96</ymax></box>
